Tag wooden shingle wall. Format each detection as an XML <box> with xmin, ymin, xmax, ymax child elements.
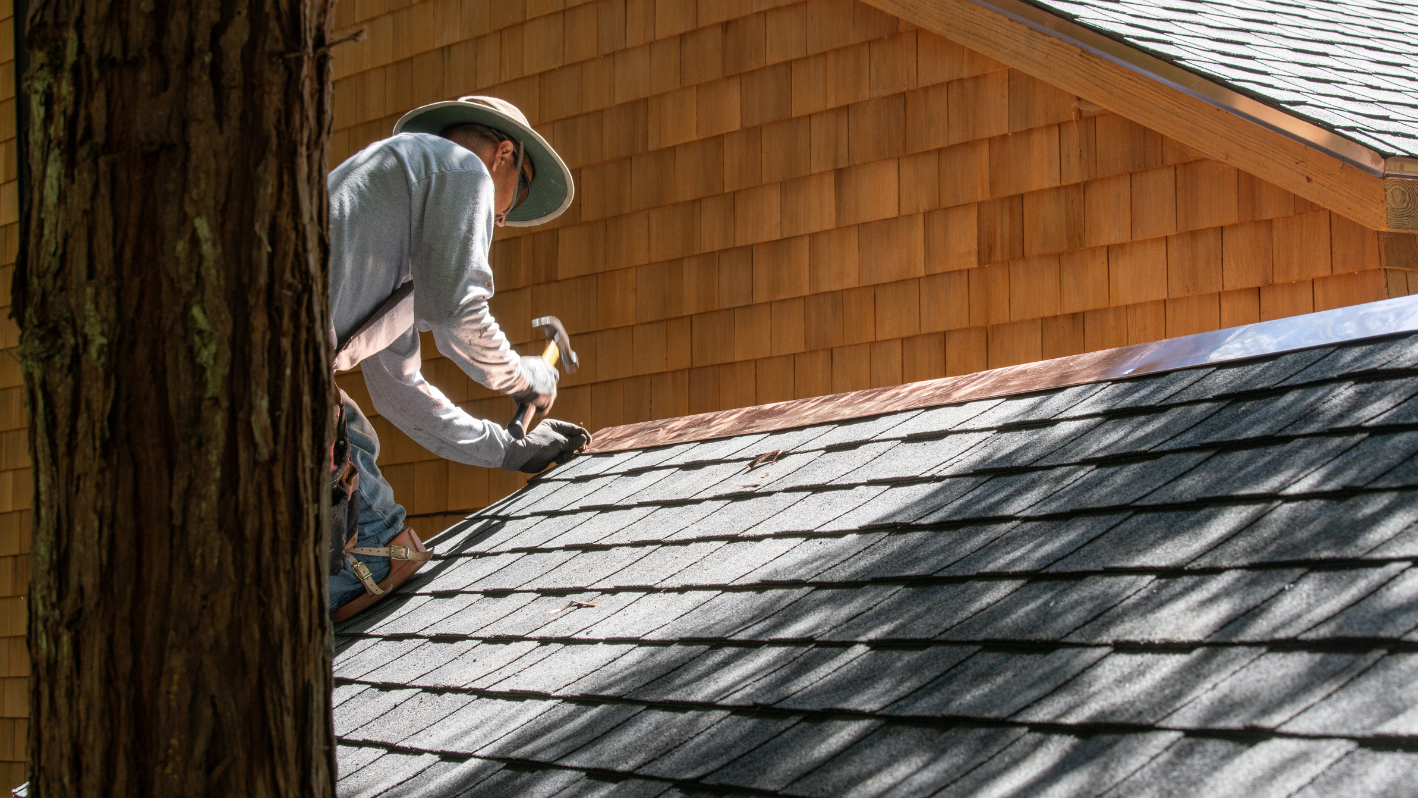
<box><xmin>0</xmin><ymin>0</ymin><xmax>25</xmax><ymax>789</ymax></box>
<box><xmin>327</xmin><ymin>0</ymin><xmax>1417</xmax><ymax>530</ymax></box>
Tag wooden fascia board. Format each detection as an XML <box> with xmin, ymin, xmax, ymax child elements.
<box><xmin>866</xmin><ymin>0</ymin><xmax>1393</xmax><ymax>231</ymax></box>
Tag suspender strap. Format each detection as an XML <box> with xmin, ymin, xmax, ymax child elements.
<box><xmin>335</xmin><ymin>280</ymin><xmax>415</xmax><ymax>362</ymax></box>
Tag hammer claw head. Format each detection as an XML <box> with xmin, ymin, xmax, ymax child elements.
<box><xmin>530</xmin><ymin>315</ymin><xmax>579</xmax><ymax>374</ymax></box>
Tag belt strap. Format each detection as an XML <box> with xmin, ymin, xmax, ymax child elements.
<box><xmin>348</xmin><ymin>545</ymin><xmax>433</xmax><ymax>561</ymax></box>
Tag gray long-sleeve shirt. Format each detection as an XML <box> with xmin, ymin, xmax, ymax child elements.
<box><xmin>329</xmin><ymin>132</ymin><xmax>532</xmax><ymax>467</ymax></box>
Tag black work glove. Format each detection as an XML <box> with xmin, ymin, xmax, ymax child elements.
<box><xmin>501</xmin><ymin>419</ymin><xmax>592</xmax><ymax>473</ymax></box>
<box><xmin>513</xmin><ymin>356</ymin><xmax>559</xmax><ymax>413</ymax></box>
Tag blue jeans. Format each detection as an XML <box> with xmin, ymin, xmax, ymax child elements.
<box><xmin>329</xmin><ymin>395</ymin><xmax>409</xmax><ymax>613</ymax></box>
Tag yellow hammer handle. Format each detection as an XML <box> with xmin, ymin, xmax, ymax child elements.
<box><xmin>542</xmin><ymin>340</ymin><xmax>560</xmax><ymax>369</ymax></box>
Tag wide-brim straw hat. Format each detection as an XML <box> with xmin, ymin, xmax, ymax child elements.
<box><xmin>393</xmin><ymin>96</ymin><xmax>573</xmax><ymax>227</ymax></box>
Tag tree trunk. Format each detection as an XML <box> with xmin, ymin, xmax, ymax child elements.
<box><xmin>15</xmin><ymin>0</ymin><xmax>337</xmax><ymax>793</ymax></box>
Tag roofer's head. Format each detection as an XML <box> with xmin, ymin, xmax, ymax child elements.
<box><xmin>392</xmin><ymin>96</ymin><xmax>574</xmax><ymax>228</ymax></box>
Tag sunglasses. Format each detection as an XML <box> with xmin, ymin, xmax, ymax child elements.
<box><xmin>490</xmin><ymin>130</ymin><xmax>534</xmax><ymax>225</ymax></box>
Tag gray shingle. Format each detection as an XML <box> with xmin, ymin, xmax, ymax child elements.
<box><xmin>932</xmin><ymin>731</ymin><xmax>1181</xmax><ymax>798</ymax></box>
<box><xmin>890</xmin><ymin>398</ymin><xmax>1004</xmax><ymax>438</ymax></box>
<box><xmin>336</xmin><ymin>744</ymin><xmax>386</xmax><ymax>780</ymax></box>
<box><xmin>1163</xmin><ymin>650</ymin><xmax>1385</xmax><ymax>730</ymax></box>
<box><xmin>336</xmin><ymin>640</ymin><xmax>427</xmax><ymax>681</ymax></box>
<box><xmin>805</xmin><ymin>412</ymin><xmax>920</xmax><ymax>449</ymax></box>
<box><xmin>629</xmin><ymin>644</ymin><xmax>811</xmax><ymax>703</ymax></box>
<box><xmin>399</xmin><ymin>696</ymin><xmax>559</xmax><ymax>756</ymax></box>
<box><xmin>924</xmin><ymin>466</ymin><xmax>1095</xmax><ymax>522</ymax></box>
<box><xmin>475</xmin><ymin>596</ymin><xmax>597</xmax><ymax>639</ymax></box>
<box><xmin>667</xmin><ymin>538</ymin><xmax>804</xmax><ymax>586</ymax></box>
<box><xmin>744</xmin><ymin>487</ymin><xmax>890</xmax><ymax>534</ymax></box>
<box><xmin>1067</xmin><ymin>569</ymin><xmax>1304</xmax><ymax>643</ymax></box>
<box><xmin>941</xmin><ymin>576</ymin><xmax>1154</xmax><ymax>641</ymax></box>
<box><xmin>1015</xmin><ymin>647</ymin><xmax>1264</xmax><ymax>725</ymax></box>
<box><xmin>600</xmin><ymin>501</ymin><xmax>727</xmax><ymax>545</ymax></box>
<box><xmin>412</xmin><ymin>641</ymin><xmax>543</xmax><ymax>689</ymax></box>
<box><xmin>820</xmin><ymin>478</ymin><xmax>988</xmax><ymax>530</ymax></box>
<box><xmin>672</xmin><ymin>493</ymin><xmax>809</xmax><ymax>539</ymax></box>
<box><xmin>1059</xmin><ymin>368</ymin><xmax>1211</xmax><ymax>418</ymax></box>
<box><xmin>575</xmin><ymin>591</ymin><xmax>718</xmax><ymax>640</ymax></box>
<box><xmin>776</xmin><ymin>645</ymin><xmax>979</xmax><ymax>712</ymax></box>
<box><xmin>1194</xmin><ymin>493</ymin><xmax>1418</xmax><ymax>566</ymax></box>
<box><xmin>632</xmin><ymin>462</ymin><xmax>745</xmax><ymax>505</ymax></box>
<box><xmin>767</xmin><ymin>442</ymin><xmax>899</xmax><ymax>490</ymax></box>
<box><xmin>534</xmin><ymin>547</ymin><xmax>657</xmax><ymax>590</ymax></box>
<box><xmin>1158</xmin><ymin>384</ymin><xmax>1346</xmax><ymax>449</ymax></box>
<box><xmin>837</xmin><ymin>432</ymin><xmax>994</xmax><ymax>483</ymax></box>
<box><xmin>649</xmin><ymin>587</ymin><xmax>814</xmax><ymax>640</ymax></box>
<box><xmin>594</xmin><ymin>541</ymin><xmax>724</xmax><ymax>589</ymax></box>
<box><xmin>553</xmin><ymin>776</ymin><xmax>671</xmax><ymax>798</ymax></box>
<box><xmin>939</xmin><ymin>514</ymin><xmax>1130</xmax><ymax>575</ymax></box>
<box><xmin>1140</xmin><ymin>435</ymin><xmax>1365</xmax><ymax>503</ymax></box>
<box><xmin>1283</xmin><ymin>377</ymin><xmax>1418</xmax><ymax>433</ymax></box>
<box><xmin>1036</xmin><ymin>402</ymin><xmax>1225</xmax><ymax>463</ymax></box>
<box><xmin>411</xmin><ymin>554</ymin><xmax>521</xmax><ymax>594</ymax></box>
<box><xmin>1166</xmin><ymin>349</ymin><xmax>1334</xmax><ymax>403</ymax></box>
<box><xmin>375</xmin><ymin>756</ymin><xmax>505</xmax><ymax>798</ymax></box>
<box><xmin>1045</xmin><ymin>504</ymin><xmax>1270</xmax><ymax>571</ymax></box>
<box><xmin>782</xmin><ymin>725</ymin><xmax>1026</xmax><ymax>798</ymax></box>
<box><xmin>1280</xmin><ymin>339</ymin><xmax>1410</xmax><ymax>386</ymax></box>
<box><xmin>822</xmin><ymin>580</ymin><xmax>1028</xmax><ymax>642</ymax></box>
<box><xmin>337</xmin><ymin>750</ymin><xmax>442</xmax><ymax>798</ymax></box>
<box><xmin>703</xmin><ymin>719</ymin><xmax>881</xmax><ymax>791</ymax></box>
<box><xmin>947</xmin><ymin>420</ymin><xmax>1104</xmax><ymax>473</ymax></box>
<box><xmin>361</xmin><ymin>640</ymin><xmax>480</xmax><ymax>686</ymax></box>
<box><xmin>1303</xmin><ymin>565</ymin><xmax>1418</xmax><ymax>639</ymax></box>
<box><xmin>656</xmin><ymin>434</ymin><xmax>771</xmax><ymax>469</ymax></box>
<box><xmin>1098</xmin><ymin>737</ymin><xmax>1355</xmax><ymax>798</ymax></box>
<box><xmin>722</xmin><ymin>645</ymin><xmax>871</xmax><ymax>706</ymax></box>
<box><xmin>343</xmin><ymin>690</ymin><xmax>475</xmax><ymax>745</ymax></box>
<box><xmin>544</xmin><ymin>508</ymin><xmax>657</xmax><ymax>547</ymax></box>
<box><xmin>1290</xmin><ymin>749</ymin><xmax>1418</xmax><ymax>798</ymax></box>
<box><xmin>573</xmin><ymin>468</ymin><xmax>676</xmax><ymax>509</ymax></box>
<box><xmin>1285</xmin><ymin>431</ymin><xmax>1418</xmax><ymax>492</ymax></box>
<box><xmin>482</xmin><ymin>701</ymin><xmax>645</xmax><ymax>762</ymax></box>
<box><xmin>885</xmin><ymin>648</ymin><xmax>1109</xmax><ymax>718</ymax></box>
<box><xmin>1282</xmin><ymin>653</ymin><xmax>1418</xmax><ymax>736</ymax></box>
<box><xmin>489</xmin><ymin>512</ymin><xmax>598</xmax><ymax>552</ymax></box>
<box><xmin>636</xmin><ymin>714</ymin><xmax>800</xmax><ymax>780</ymax></box>
<box><xmin>1214</xmin><ymin>563</ymin><xmax>1409</xmax><ymax>641</ymax></box>
<box><xmin>737</xmin><ymin>585</ymin><xmax>904</xmax><ymax>641</ymax></box>
<box><xmin>815</xmin><ymin>523</ymin><xmax>1016</xmax><ymax>582</ymax></box>
<box><xmin>556</xmin><ymin>708</ymin><xmax>731</xmax><ymax>772</ymax></box>
<box><xmin>1028</xmin><ymin>453</ymin><xmax>1209</xmax><ymax>515</ymax></box>
<box><xmin>491</xmin><ymin>643</ymin><xmax>635</xmax><ymax>695</ymax></box>
<box><xmin>565</xmin><ymin>644</ymin><xmax>710</xmax><ymax>698</ymax></box>
<box><xmin>735</xmin><ymin>533</ymin><xmax>886</xmax><ymax>583</ymax></box>
<box><xmin>534</xmin><ymin>591</ymin><xmax>649</xmax><ymax>639</ymax></box>
<box><xmin>465</xmin><ymin>551</ymin><xmax>579</xmax><ymax>591</ymax></box>
<box><xmin>699</xmin><ymin>450</ymin><xmax>822</xmax><ymax>498</ymax></box>
<box><xmin>451</xmin><ymin>766</ymin><xmax>586</xmax><ymax>798</ymax></box>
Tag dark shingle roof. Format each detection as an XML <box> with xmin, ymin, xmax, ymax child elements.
<box><xmin>334</xmin><ymin>332</ymin><xmax>1418</xmax><ymax>797</ymax></box>
<box><xmin>1021</xmin><ymin>0</ymin><xmax>1418</xmax><ymax>159</ymax></box>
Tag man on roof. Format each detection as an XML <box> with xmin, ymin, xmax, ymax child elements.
<box><xmin>326</xmin><ymin>96</ymin><xmax>590</xmax><ymax>620</ymax></box>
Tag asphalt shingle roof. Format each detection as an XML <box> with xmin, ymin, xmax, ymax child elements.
<box><xmin>334</xmin><ymin>332</ymin><xmax>1418</xmax><ymax>797</ymax></box>
<box><xmin>1022</xmin><ymin>0</ymin><xmax>1418</xmax><ymax>158</ymax></box>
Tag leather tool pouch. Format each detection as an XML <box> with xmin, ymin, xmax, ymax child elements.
<box><xmin>329</xmin><ymin>403</ymin><xmax>360</xmax><ymax>576</ymax></box>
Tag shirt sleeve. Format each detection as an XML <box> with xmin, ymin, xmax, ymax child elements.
<box><xmin>411</xmin><ymin>168</ymin><xmax>532</xmax><ymax>397</ymax></box>
<box><xmin>361</xmin><ymin>325</ymin><xmax>511</xmax><ymax>468</ymax></box>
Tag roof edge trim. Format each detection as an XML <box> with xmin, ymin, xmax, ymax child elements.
<box><xmin>585</xmin><ymin>295</ymin><xmax>1418</xmax><ymax>454</ymax></box>
<box><xmin>968</xmin><ymin>0</ymin><xmax>1387</xmax><ymax>177</ymax></box>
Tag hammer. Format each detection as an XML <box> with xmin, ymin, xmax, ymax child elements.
<box><xmin>508</xmin><ymin>316</ymin><xmax>580</xmax><ymax>440</ymax></box>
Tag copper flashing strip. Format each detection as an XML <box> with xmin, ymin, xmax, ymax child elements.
<box><xmin>586</xmin><ymin>295</ymin><xmax>1418</xmax><ymax>454</ymax></box>
<box><xmin>966</xmin><ymin>0</ymin><xmax>1391</xmax><ymax>178</ymax></box>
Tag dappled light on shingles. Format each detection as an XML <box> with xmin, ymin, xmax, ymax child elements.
<box><xmin>334</xmin><ymin>336</ymin><xmax>1418</xmax><ymax>796</ymax></box>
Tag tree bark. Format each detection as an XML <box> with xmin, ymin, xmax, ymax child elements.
<box><xmin>15</xmin><ymin>0</ymin><xmax>337</xmax><ymax>793</ymax></box>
